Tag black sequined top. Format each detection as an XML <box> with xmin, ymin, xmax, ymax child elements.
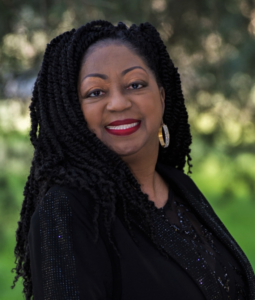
<box><xmin>155</xmin><ymin>188</ymin><xmax>247</xmax><ymax>299</ymax></box>
<box><xmin>28</xmin><ymin>162</ymin><xmax>255</xmax><ymax>300</ymax></box>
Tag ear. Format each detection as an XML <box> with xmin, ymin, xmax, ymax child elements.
<box><xmin>159</xmin><ymin>86</ymin><xmax>165</xmax><ymax>116</ymax></box>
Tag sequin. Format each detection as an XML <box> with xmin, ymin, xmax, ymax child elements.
<box><xmin>130</xmin><ymin>211</ymin><xmax>222</xmax><ymax>299</ymax></box>
<box><xmin>39</xmin><ymin>189</ymin><xmax>80</xmax><ymax>300</ymax></box>
<box><xmin>160</xmin><ymin>192</ymin><xmax>248</xmax><ymax>299</ymax></box>
<box><xmin>130</xmin><ymin>186</ymin><xmax>251</xmax><ymax>300</ymax></box>
<box><xmin>176</xmin><ymin>181</ymin><xmax>255</xmax><ymax>299</ymax></box>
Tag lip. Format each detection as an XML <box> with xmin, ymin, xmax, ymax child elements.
<box><xmin>105</xmin><ymin>120</ymin><xmax>141</xmax><ymax>136</ymax></box>
<box><xmin>106</xmin><ymin>119</ymin><xmax>140</xmax><ymax>126</ymax></box>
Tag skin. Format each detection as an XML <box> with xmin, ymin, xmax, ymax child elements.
<box><xmin>78</xmin><ymin>43</ymin><xmax>169</xmax><ymax>208</ymax></box>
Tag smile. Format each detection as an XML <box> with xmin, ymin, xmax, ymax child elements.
<box><xmin>106</xmin><ymin>122</ymin><xmax>139</xmax><ymax>130</ymax></box>
<box><xmin>105</xmin><ymin>121</ymin><xmax>141</xmax><ymax>136</ymax></box>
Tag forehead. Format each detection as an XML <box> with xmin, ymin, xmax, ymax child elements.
<box><xmin>80</xmin><ymin>43</ymin><xmax>148</xmax><ymax>75</ymax></box>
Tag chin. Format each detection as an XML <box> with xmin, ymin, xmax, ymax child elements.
<box><xmin>106</xmin><ymin>142</ymin><xmax>142</xmax><ymax>158</ymax></box>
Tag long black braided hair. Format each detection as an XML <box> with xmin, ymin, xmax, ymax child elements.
<box><xmin>12</xmin><ymin>20</ymin><xmax>192</xmax><ymax>299</ymax></box>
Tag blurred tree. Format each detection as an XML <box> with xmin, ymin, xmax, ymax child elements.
<box><xmin>1</xmin><ymin>0</ymin><xmax>254</xmax><ymax>195</ymax></box>
<box><xmin>0</xmin><ymin>2</ymin><xmax>254</xmax><ymax>298</ymax></box>
<box><xmin>1</xmin><ymin>0</ymin><xmax>255</xmax><ymax>98</ymax></box>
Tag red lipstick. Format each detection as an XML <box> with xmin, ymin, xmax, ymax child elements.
<box><xmin>105</xmin><ymin>119</ymin><xmax>141</xmax><ymax>136</ymax></box>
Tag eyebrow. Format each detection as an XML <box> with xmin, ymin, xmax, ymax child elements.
<box><xmin>121</xmin><ymin>66</ymin><xmax>147</xmax><ymax>76</ymax></box>
<box><xmin>81</xmin><ymin>66</ymin><xmax>147</xmax><ymax>82</ymax></box>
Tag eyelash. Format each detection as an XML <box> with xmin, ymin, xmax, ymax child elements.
<box><xmin>127</xmin><ymin>82</ymin><xmax>144</xmax><ymax>90</ymax></box>
<box><xmin>87</xmin><ymin>82</ymin><xmax>144</xmax><ymax>98</ymax></box>
<box><xmin>87</xmin><ymin>90</ymin><xmax>104</xmax><ymax>98</ymax></box>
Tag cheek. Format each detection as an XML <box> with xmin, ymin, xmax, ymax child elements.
<box><xmin>141</xmin><ymin>96</ymin><xmax>163</xmax><ymax>130</ymax></box>
<box><xmin>81</xmin><ymin>103</ymin><xmax>103</xmax><ymax>134</ymax></box>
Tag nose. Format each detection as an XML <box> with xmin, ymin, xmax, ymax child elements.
<box><xmin>106</xmin><ymin>89</ymin><xmax>132</xmax><ymax>112</ymax></box>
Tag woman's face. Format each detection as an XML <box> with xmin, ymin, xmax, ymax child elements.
<box><xmin>78</xmin><ymin>42</ymin><xmax>165</xmax><ymax>159</ymax></box>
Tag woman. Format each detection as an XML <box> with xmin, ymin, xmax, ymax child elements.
<box><xmin>12</xmin><ymin>20</ymin><xmax>254</xmax><ymax>300</ymax></box>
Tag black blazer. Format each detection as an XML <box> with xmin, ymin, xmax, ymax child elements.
<box><xmin>155</xmin><ymin>162</ymin><xmax>255</xmax><ymax>299</ymax></box>
<box><xmin>28</xmin><ymin>162</ymin><xmax>255</xmax><ymax>300</ymax></box>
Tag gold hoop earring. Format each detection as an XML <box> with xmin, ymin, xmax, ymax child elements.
<box><xmin>158</xmin><ymin>123</ymin><xmax>170</xmax><ymax>148</ymax></box>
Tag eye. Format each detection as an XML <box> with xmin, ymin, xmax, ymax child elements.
<box><xmin>127</xmin><ymin>82</ymin><xmax>143</xmax><ymax>90</ymax></box>
<box><xmin>88</xmin><ymin>89</ymin><xmax>104</xmax><ymax>97</ymax></box>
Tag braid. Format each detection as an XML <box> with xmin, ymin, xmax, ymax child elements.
<box><xmin>130</xmin><ymin>22</ymin><xmax>192</xmax><ymax>172</ymax></box>
<box><xmin>12</xmin><ymin>20</ymin><xmax>192</xmax><ymax>299</ymax></box>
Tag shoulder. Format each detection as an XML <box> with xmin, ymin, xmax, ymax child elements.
<box><xmin>43</xmin><ymin>184</ymin><xmax>92</xmax><ymax>204</ymax></box>
<box><xmin>30</xmin><ymin>184</ymin><xmax>95</xmax><ymax>236</ymax></box>
<box><xmin>40</xmin><ymin>184</ymin><xmax>94</xmax><ymax>216</ymax></box>
<box><xmin>156</xmin><ymin>162</ymin><xmax>202</xmax><ymax>196</ymax></box>
<box><xmin>156</xmin><ymin>162</ymin><xmax>216</xmax><ymax>214</ymax></box>
<box><xmin>28</xmin><ymin>185</ymin><xmax>101</xmax><ymax>299</ymax></box>
<box><xmin>29</xmin><ymin>185</ymin><xmax>113</xmax><ymax>300</ymax></box>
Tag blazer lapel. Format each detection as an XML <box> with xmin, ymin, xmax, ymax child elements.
<box><xmin>130</xmin><ymin>206</ymin><xmax>222</xmax><ymax>299</ymax></box>
<box><xmin>155</xmin><ymin>162</ymin><xmax>255</xmax><ymax>300</ymax></box>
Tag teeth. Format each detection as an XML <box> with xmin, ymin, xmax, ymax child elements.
<box><xmin>106</xmin><ymin>122</ymin><xmax>139</xmax><ymax>130</ymax></box>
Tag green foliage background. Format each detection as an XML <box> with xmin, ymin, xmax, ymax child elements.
<box><xmin>0</xmin><ymin>0</ymin><xmax>254</xmax><ymax>298</ymax></box>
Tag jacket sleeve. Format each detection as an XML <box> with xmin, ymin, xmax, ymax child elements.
<box><xmin>28</xmin><ymin>185</ymin><xmax>113</xmax><ymax>300</ymax></box>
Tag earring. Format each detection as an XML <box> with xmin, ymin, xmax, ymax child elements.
<box><xmin>158</xmin><ymin>123</ymin><xmax>170</xmax><ymax>148</ymax></box>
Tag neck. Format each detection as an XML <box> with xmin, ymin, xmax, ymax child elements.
<box><xmin>121</xmin><ymin>143</ymin><xmax>168</xmax><ymax>208</ymax></box>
